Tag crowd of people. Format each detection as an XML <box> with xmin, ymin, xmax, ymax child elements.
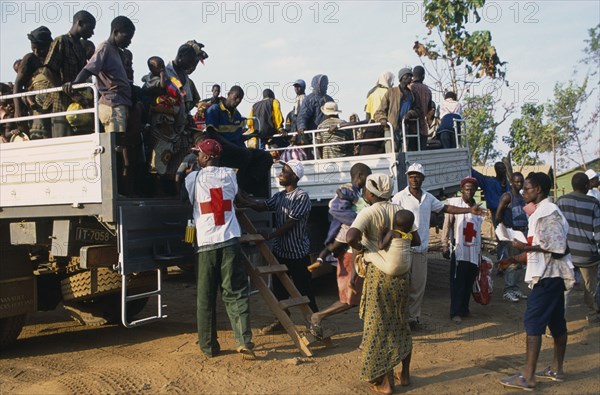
<box><xmin>1</xmin><ymin>14</ymin><xmax>468</xmax><ymax>198</ymax></box>
<box><xmin>1</xmin><ymin>15</ymin><xmax>599</xmax><ymax>394</ymax></box>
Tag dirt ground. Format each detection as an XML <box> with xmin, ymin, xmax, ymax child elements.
<box><xmin>1</xmin><ymin>247</ymin><xmax>599</xmax><ymax>394</ymax></box>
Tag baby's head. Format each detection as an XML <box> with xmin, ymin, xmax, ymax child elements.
<box><xmin>147</xmin><ymin>56</ymin><xmax>165</xmax><ymax>76</ymax></box>
<box><xmin>394</xmin><ymin>209</ymin><xmax>414</xmax><ymax>233</ymax></box>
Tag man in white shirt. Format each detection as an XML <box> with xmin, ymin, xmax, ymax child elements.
<box><xmin>185</xmin><ymin>138</ymin><xmax>255</xmax><ymax>360</ymax></box>
<box><xmin>585</xmin><ymin>169</ymin><xmax>600</xmax><ymax>202</ymax></box>
<box><xmin>391</xmin><ymin>163</ymin><xmax>483</xmax><ymax>328</ymax></box>
<box><xmin>497</xmin><ymin>172</ymin><xmax>575</xmax><ymax>391</ymax></box>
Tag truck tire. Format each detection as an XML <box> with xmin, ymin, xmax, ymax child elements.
<box><xmin>61</xmin><ymin>269</ymin><xmax>156</xmax><ymax>302</ymax></box>
<box><xmin>63</xmin><ymin>297</ymin><xmax>149</xmax><ymax>327</ymax></box>
<box><xmin>0</xmin><ymin>314</ymin><xmax>26</xmax><ymax>349</ymax></box>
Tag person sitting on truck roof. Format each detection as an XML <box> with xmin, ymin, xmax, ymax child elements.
<box><xmin>184</xmin><ymin>138</ymin><xmax>255</xmax><ymax>360</ymax></box>
<box><xmin>373</xmin><ymin>68</ymin><xmax>421</xmax><ymax>152</ymax></box>
<box><xmin>365</xmin><ymin>71</ymin><xmax>394</xmax><ymax>122</ymax></box>
<box><xmin>296</xmin><ymin>74</ymin><xmax>333</xmax><ymax>138</ymax></box>
<box><xmin>43</xmin><ymin>10</ymin><xmax>96</xmax><ymax>138</ymax></box>
<box><xmin>315</xmin><ymin>102</ymin><xmax>352</xmax><ymax>159</ymax></box>
<box><xmin>409</xmin><ymin>66</ymin><xmax>432</xmax><ymax>151</ymax></box>
<box><xmin>65</xmin><ymin>16</ymin><xmax>136</xmax><ymax>188</ymax></box>
<box><xmin>204</xmin><ymin>85</ymin><xmax>273</xmax><ymax>197</ymax></box>
<box><xmin>246</xmin><ymin>88</ymin><xmax>285</xmax><ymax>149</ymax></box>
<box><xmin>13</xmin><ymin>26</ymin><xmax>54</xmax><ymax>140</ymax></box>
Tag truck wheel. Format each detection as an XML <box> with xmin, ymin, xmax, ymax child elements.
<box><xmin>0</xmin><ymin>314</ymin><xmax>26</xmax><ymax>349</ymax></box>
<box><xmin>61</xmin><ymin>269</ymin><xmax>157</xmax><ymax>302</ymax></box>
<box><xmin>63</xmin><ymin>296</ymin><xmax>149</xmax><ymax>327</ymax></box>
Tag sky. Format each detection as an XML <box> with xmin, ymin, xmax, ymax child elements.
<box><xmin>1</xmin><ymin>0</ymin><xmax>599</xmax><ymax>168</ymax></box>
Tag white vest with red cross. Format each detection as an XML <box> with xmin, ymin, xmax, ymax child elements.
<box><xmin>447</xmin><ymin>197</ymin><xmax>482</xmax><ymax>265</ymax></box>
<box><xmin>186</xmin><ymin>166</ymin><xmax>241</xmax><ymax>247</ymax></box>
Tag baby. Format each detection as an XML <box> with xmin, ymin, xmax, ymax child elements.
<box><xmin>142</xmin><ymin>56</ymin><xmax>179</xmax><ymax>114</ymax></box>
<box><xmin>371</xmin><ymin>209</ymin><xmax>421</xmax><ymax>276</ymax></box>
<box><xmin>143</xmin><ymin>56</ymin><xmax>166</xmax><ymax>88</ymax></box>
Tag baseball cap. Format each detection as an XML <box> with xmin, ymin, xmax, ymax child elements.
<box><xmin>280</xmin><ymin>159</ymin><xmax>304</xmax><ymax>179</ymax></box>
<box><xmin>460</xmin><ymin>176</ymin><xmax>478</xmax><ymax>188</ymax></box>
<box><xmin>293</xmin><ymin>79</ymin><xmax>306</xmax><ymax>89</ymax></box>
<box><xmin>192</xmin><ymin>138</ymin><xmax>222</xmax><ymax>157</ymax></box>
<box><xmin>405</xmin><ymin>163</ymin><xmax>425</xmax><ymax>176</ymax></box>
<box><xmin>585</xmin><ymin>169</ymin><xmax>599</xmax><ymax>180</ymax></box>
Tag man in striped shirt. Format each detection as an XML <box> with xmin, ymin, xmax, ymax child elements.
<box><xmin>241</xmin><ymin>159</ymin><xmax>316</xmax><ymax>333</ymax></box>
<box><xmin>557</xmin><ymin>172</ymin><xmax>600</xmax><ymax>315</ymax></box>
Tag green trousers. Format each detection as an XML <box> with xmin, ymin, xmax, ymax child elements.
<box><xmin>196</xmin><ymin>242</ymin><xmax>252</xmax><ymax>356</ymax></box>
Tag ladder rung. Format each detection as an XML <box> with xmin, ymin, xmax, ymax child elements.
<box><xmin>256</xmin><ymin>264</ymin><xmax>288</xmax><ymax>275</ymax></box>
<box><xmin>279</xmin><ymin>296</ymin><xmax>310</xmax><ymax>310</ymax></box>
<box><xmin>125</xmin><ymin>289</ymin><xmax>160</xmax><ymax>301</ymax></box>
<box><xmin>239</xmin><ymin>234</ymin><xmax>265</xmax><ymax>243</ymax></box>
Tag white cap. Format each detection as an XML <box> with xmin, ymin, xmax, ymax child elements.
<box><xmin>585</xmin><ymin>169</ymin><xmax>598</xmax><ymax>180</ymax></box>
<box><xmin>320</xmin><ymin>101</ymin><xmax>342</xmax><ymax>116</ymax></box>
<box><xmin>406</xmin><ymin>163</ymin><xmax>425</xmax><ymax>176</ymax></box>
<box><xmin>280</xmin><ymin>159</ymin><xmax>304</xmax><ymax>179</ymax></box>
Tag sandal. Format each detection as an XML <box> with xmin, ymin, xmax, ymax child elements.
<box><xmin>499</xmin><ymin>373</ymin><xmax>535</xmax><ymax>391</ymax></box>
<box><xmin>236</xmin><ymin>344</ymin><xmax>256</xmax><ymax>360</ymax></box>
<box><xmin>535</xmin><ymin>366</ymin><xmax>564</xmax><ymax>382</ymax></box>
<box><xmin>309</xmin><ymin>322</ymin><xmax>324</xmax><ymax>339</ymax></box>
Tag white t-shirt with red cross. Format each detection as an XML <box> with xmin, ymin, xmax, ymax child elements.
<box><xmin>185</xmin><ymin>166</ymin><xmax>241</xmax><ymax>247</ymax></box>
<box><xmin>446</xmin><ymin>196</ymin><xmax>482</xmax><ymax>265</ymax></box>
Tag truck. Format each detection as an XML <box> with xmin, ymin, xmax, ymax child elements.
<box><xmin>0</xmin><ymin>84</ymin><xmax>194</xmax><ymax>348</ymax></box>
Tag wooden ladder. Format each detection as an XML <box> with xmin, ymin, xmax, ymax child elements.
<box><xmin>236</xmin><ymin>209</ymin><xmax>314</xmax><ymax>357</ymax></box>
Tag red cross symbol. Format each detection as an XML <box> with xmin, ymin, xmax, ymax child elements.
<box><xmin>463</xmin><ymin>222</ymin><xmax>477</xmax><ymax>243</ymax></box>
<box><xmin>199</xmin><ymin>188</ymin><xmax>232</xmax><ymax>226</ymax></box>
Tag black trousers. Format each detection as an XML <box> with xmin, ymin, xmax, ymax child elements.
<box><xmin>449</xmin><ymin>254</ymin><xmax>478</xmax><ymax>318</ymax></box>
<box><xmin>273</xmin><ymin>254</ymin><xmax>318</xmax><ymax>313</ymax></box>
<box><xmin>204</xmin><ymin>130</ymin><xmax>273</xmax><ymax>197</ymax></box>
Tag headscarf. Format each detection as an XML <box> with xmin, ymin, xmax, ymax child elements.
<box><xmin>365</xmin><ymin>173</ymin><xmax>392</xmax><ymax>200</ymax></box>
<box><xmin>27</xmin><ymin>26</ymin><xmax>52</xmax><ymax>45</ymax></box>
<box><xmin>366</xmin><ymin>71</ymin><xmax>394</xmax><ymax>98</ymax></box>
<box><xmin>186</xmin><ymin>40</ymin><xmax>208</xmax><ymax>64</ymax></box>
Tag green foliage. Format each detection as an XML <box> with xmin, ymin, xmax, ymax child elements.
<box><xmin>546</xmin><ymin>78</ymin><xmax>593</xmax><ymax>168</ymax></box>
<box><xmin>414</xmin><ymin>0</ymin><xmax>506</xmax><ymax>96</ymax></box>
<box><xmin>503</xmin><ymin>103</ymin><xmax>552</xmax><ymax>166</ymax></box>
<box><xmin>463</xmin><ymin>95</ymin><xmax>503</xmax><ymax>165</ymax></box>
<box><xmin>581</xmin><ymin>23</ymin><xmax>600</xmax><ymax>76</ymax></box>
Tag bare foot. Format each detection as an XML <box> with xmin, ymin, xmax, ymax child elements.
<box><xmin>370</xmin><ymin>373</ymin><xmax>393</xmax><ymax>395</ymax></box>
<box><xmin>394</xmin><ymin>370</ymin><xmax>410</xmax><ymax>386</ymax></box>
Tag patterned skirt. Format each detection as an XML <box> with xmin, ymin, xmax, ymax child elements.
<box><xmin>359</xmin><ymin>264</ymin><xmax>412</xmax><ymax>382</ymax></box>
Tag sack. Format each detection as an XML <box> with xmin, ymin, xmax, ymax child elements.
<box><xmin>354</xmin><ymin>252</ymin><xmax>367</xmax><ymax>278</ymax></box>
<box><xmin>472</xmin><ymin>256</ymin><xmax>493</xmax><ymax>305</ymax></box>
<box><xmin>66</xmin><ymin>102</ymin><xmax>94</xmax><ymax>129</ymax></box>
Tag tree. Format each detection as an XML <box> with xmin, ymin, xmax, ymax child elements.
<box><xmin>581</xmin><ymin>23</ymin><xmax>600</xmax><ymax>76</ymax></box>
<box><xmin>546</xmin><ymin>78</ymin><xmax>594</xmax><ymax>170</ymax></box>
<box><xmin>503</xmin><ymin>103</ymin><xmax>553</xmax><ymax>166</ymax></box>
<box><xmin>463</xmin><ymin>95</ymin><xmax>512</xmax><ymax>165</ymax></box>
<box><xmin>414</xmin><ymin>0</ymin><xmax>507</xmax><ymax>98</ymax></box>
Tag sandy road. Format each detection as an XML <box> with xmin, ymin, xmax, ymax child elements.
<box><xmin>1</xmin><ymin>259</ymin><xmax>599</xmax><ymax>394</ymax></box>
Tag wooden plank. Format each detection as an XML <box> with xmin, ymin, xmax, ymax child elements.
<box><xmin>256</xmin><ymin>264</ymin><xmax>288</xmax><ymax>275</ymax></box>
<box><xmin>240</xmin><ymin>251</ymin><xmax>312</xmax><ymax>357</ymax></box>
<box><xmin>239</xmin><ymin>234</ymin><xmax>265</xmax><ymax>243</ymax></box>
<box><xmin>278</xmin><ymin>296</ymin><xmax>310</xmax><ymax>310</ymax></box>
<box><xmin>237</xmin><ymin>211</ymin><xmax>314</xmax><ymax>318</ymax></box>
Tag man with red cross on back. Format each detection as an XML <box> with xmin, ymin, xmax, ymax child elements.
<box><xmin>441</xmin><ymin>177</ymin><xmax>484</xmax><ymax>323</ymax></box>
<box><xmin>185</xmin><ymin>138</ymin><xmax>255</xmax><ymax>360</ymax></box>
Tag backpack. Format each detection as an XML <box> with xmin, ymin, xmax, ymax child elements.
<box><xmin>472</xmin><ymin>256</ymin><xmax>493</xmax><ymax>305</ymax></box>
